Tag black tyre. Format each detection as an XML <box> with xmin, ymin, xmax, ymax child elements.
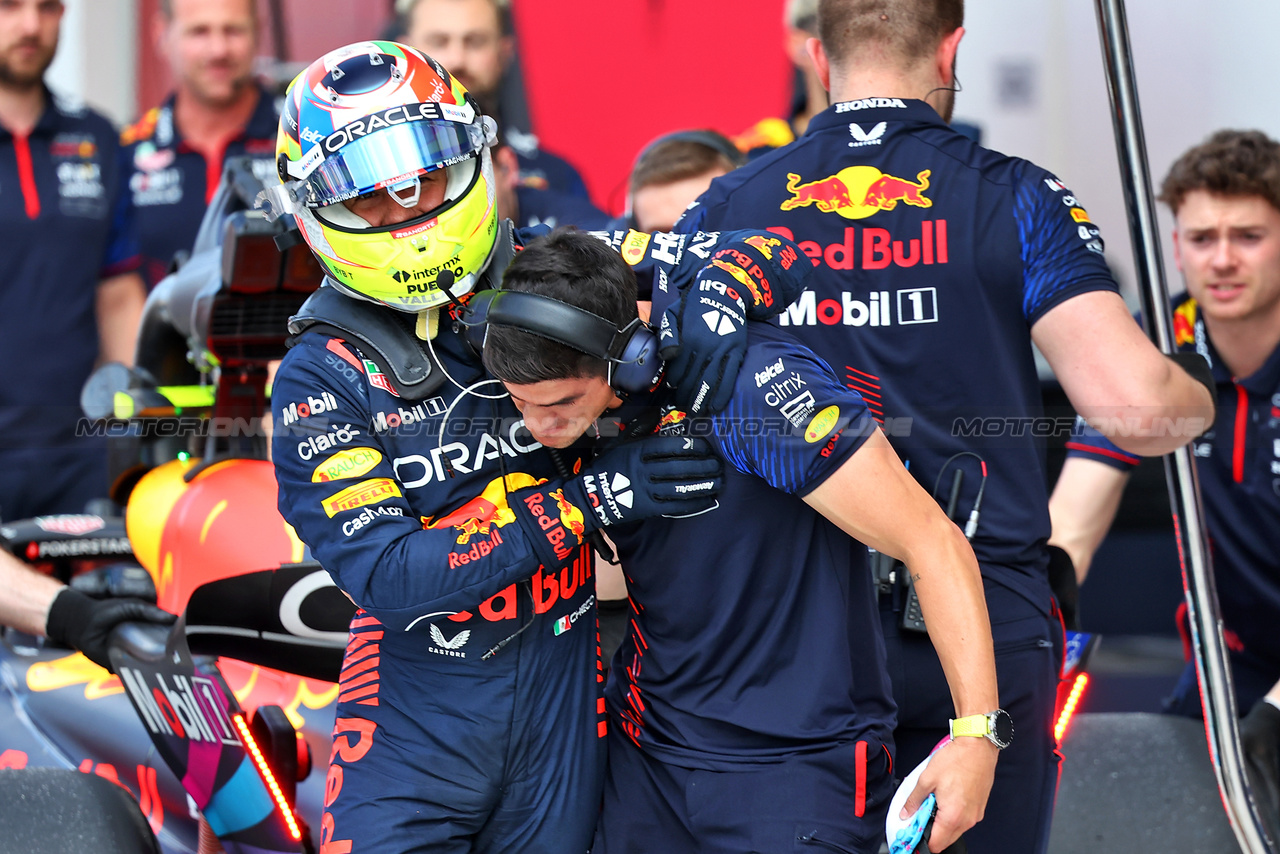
<box><xmin>0</xmin><ymin>768</ymin><xmax>161</xmax><ymax>853</ymax></box>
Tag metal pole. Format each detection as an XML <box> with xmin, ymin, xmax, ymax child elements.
<box><xmin>1091</xmin><ymin>1</ymin><xmax>1275</xmax><ymax>851</ymax></box>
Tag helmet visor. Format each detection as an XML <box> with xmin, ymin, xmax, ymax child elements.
<box><xmin>300</xmin><ymin>117</ymin><xmax>493</xmax><ymax>209</ymax></box>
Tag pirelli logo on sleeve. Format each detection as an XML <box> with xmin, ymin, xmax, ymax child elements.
<box><xmin>323</xmin><ymin>478</ymin><xmax>402</xmax><ymax>517</ymax></box>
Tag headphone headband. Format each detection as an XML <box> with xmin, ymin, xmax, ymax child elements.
<box><xmin>461</xmin><ymin>289</ymin><xmax>663</xmax><ymax>396</ymax></box>
<box><xmin>477</xmin><ymin>290</ymin><xmax>623</xmax><ymax>359</ymax></box>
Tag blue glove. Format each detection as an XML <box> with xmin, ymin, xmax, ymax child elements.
<box><xmin>659</xmin><ymin>232</ymin><xmax>811</xmax><ymax>415</ymax></box>
<box><xmin>512</xmin><ymin>435</ymin><xmax>722</xmax><ymax>569</ymax></box>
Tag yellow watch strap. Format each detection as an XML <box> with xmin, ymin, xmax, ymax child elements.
<box><xmin>949</xmin><ymin>714</ymin><xmax>989</xmax><ymax>738</ymax></box>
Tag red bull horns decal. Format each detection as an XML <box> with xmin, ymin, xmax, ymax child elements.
<box><xmin>422</xmin><ymin>475</ymin><xmax>535</xmax><ymax>567</ymax></box>
<box><xmin>782</xmin><ymin>167</ymin><xmax>932</xmax><ymax>218</ymax></box>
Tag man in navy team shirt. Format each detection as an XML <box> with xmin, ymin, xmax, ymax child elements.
<box><xmin>120</xmin><ymin>0</ymin><xmax>278</xmax><ymax>289</ymax></box>
<box><xmin>1050</xmin><ymin>130</ymin><xmax>1280</xmax><ymax>827</ymax></box>
<box><xmin>674</xmin><ymin>1</ymin><xmax>1215</xmax><ymax>850</ymax></box>
<box><xmin>482</xmin><ymin>228</ymin><xmax>1003</xmax><ymax>853</ymax></box>
<box><xmin>0</xmin><ymin>0</ymin><xmax>146</xmax><ymax>520</ymax></box>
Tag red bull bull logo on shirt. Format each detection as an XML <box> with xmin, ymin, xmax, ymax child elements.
<box><xmin>781</xmin><ymin>167</ymin><xmax>932</xmax><ymax>220</ymax></box>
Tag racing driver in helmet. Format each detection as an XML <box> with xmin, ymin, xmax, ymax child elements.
<box><xmin>262</xmin><ymin>41</ymin><xmax>811</xmax><ymax>852</ymax></box>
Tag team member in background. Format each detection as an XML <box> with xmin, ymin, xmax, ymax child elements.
<box><xmin>398</xmin><ymin>0</ymin><xmax>591</xmax><ymax>200</ymax></box>
<box><xmin>676</xmin><ymin>0</ymin><xmax>1215</xmax><ymax>850</ymax></box>
<box><xmin>614</xmin><ymin>129</ymin><xmax>744</xmax><ymax>234</ymax></box>
<box><xmin>0</xmin><ymin>0</ymin><xmax>146</xmax><ymax>520</ymax></box>
<box><xmin>1049</xmin><ymin>129</ymin><xmax>1280</xmax><ymax>830</ymax></box>
<box><xmin>483</xmin><ymin>228</ymin><xmax>1000</xmax><ymax>853</ymax></box>
<box><xmin>263</xmin><ymin>41</ymin><xmax>810</xmax><ymax>853</ymax></box>
<box><xmin>121</xmin><ymin>0</ymin><xmax>277</xmax><ymax>288</ymax></box>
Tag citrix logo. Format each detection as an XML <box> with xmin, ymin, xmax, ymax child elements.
<box><xmin>280</xmin><ymin>391</ymin><xmax>339</xmax><ymax>426</ymax></box>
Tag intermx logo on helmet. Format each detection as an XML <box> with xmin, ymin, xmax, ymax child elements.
<box><xmin>390</xmin><ymin>262</ymin><xmax>463</xmax><ymax>292</ymax></box>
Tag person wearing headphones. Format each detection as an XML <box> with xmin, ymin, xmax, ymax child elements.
<box><xmin>480</xmin><ymin>227</ymin><xmax>1001</xmax><ymax>853</ymax></box>
<box><xmin>261</xmin><ymin>41</ymin><xmax>813</xmax><ymax>853</ymax></box>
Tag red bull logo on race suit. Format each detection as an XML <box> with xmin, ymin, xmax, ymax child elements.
<box><xmin>781</xmin><ymin>167</ymin><xmax>932</xmax><ymax>219</ymax></box>
<box><xmin>422</xmin><ymin>474</ymin><xmax>538</xmax><ymax>548</ymax></box>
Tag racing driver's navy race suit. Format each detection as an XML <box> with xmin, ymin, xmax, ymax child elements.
<box><xmin>678</xmin><ymin>97</ymin><xmax>1123</xmax><ymax>853</ymax></box>
<box><xmin>271</xmin><ymin>223</ymin><xmax>802</xmax><ymax>854</ymax></box>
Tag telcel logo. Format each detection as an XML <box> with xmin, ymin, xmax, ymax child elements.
<box><xmin>755</xmin><ymin>357</ymin><xmax>785</xmax><ymax>387</ymax></box>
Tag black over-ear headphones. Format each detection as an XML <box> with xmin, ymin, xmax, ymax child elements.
<box><xmin>460</xmin><ymin>289</ymin><xmax>663</xmax><ymax>396</ymax></box>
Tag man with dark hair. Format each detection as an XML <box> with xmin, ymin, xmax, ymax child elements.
<box><xmin>484</xmin><ymin>227</ymin><xmax>1003</xmax><ymax>853</ymax></box>
<box><xmin>0</xmin><ymin>0</ymin><xmax>172</xmax><ymax>671</ymax></box>
<box><xmin>121</xmin><ymin>0</ymin><xmax>277</xmax><ymax>288</ymax></box>
<box><xmin>1050</xmin><ymin>129</ymin><xmax>1280</xmax><ymax>827</ymax></box>
<box><xmin>0</xmin><ymin>0</ymin><xmax>147</xmax><ymax>520</ymax></box>
<box><xmin>674</xmin><ymin>0</ymin><xmax>1217</xmax><ymax>850</ymax></box>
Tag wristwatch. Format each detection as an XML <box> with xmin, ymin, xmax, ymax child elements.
<box><xmin>949</xmin><ymin>709</ymin><xmax>1014</xmax><ymax>749</ymax></box>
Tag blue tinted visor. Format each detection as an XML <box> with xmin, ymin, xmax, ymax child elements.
<box><xmin>300</xmin><ymin>117</ymin><xmax>493</xmax><ymax>208</ymax></box>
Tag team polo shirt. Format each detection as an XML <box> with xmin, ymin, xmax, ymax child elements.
<box><xmin>1067</xmin><ymin>295</ymin><xmax>1280</xmax><ymax>666</ymax></box>
<box><xmin>679</xmin><ymin>98</ymin><xmax>1120</xmax><ymax>613</ymax></box>
<box><xmin>0</xmin><ymin>90</ymin><xmax>137</xmax><ymax>451</ymax></box>
<box><xmin>604</xmin><ymin>321</ymin><xmax>896</xmax><ymax>770</ymax></box>
<box><xmin>120</xmin><ymin>83</ymin><xmax>278</xmax><ymax>288</ymax></box>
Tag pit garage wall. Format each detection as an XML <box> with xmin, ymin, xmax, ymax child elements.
<box><xmin>48</xmin><ymin>0</ymin><xmax>1280</xmax><ymax>304</ymax></box>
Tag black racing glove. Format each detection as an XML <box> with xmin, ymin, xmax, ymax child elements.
<box><xmin>45</xmin><ymin>587</ymin><xmax>177</xmax><ymax>673</ymax></box>
<box><xmin>659</xmin><ymin>232</ymin><xmax>811</xmax><ymax>415</ymax></box>
<box><xmin>512</xmin><ymin>435</ymin><xmax>723</xmax><ymax>570</ymax></box>
<box><xmin>1240</xmin><ymin>697</ymin><xmax>1280</xmax><ymax>840</ymax></box>
<box><xmin>1167</xmin><ymin>351</ymin><xmax>1217</xmax><ymax>434</ymax></box>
